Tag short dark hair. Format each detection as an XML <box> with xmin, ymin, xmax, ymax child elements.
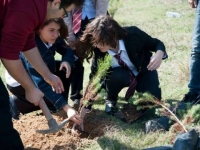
<box><xmin>60</xmin><ymin>0</ymin><xmax>84</xmax><ymax>8</ymax></box>
<box><xmin>48</xmin><ymin>0</ymin><xmax>84</xmax><ymax>9</ymax></box>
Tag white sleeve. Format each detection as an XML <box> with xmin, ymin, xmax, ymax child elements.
<box><xmin>5</xmin><ymin>70</ymin><xmax>20</xmax><ymax>87</ymax></box>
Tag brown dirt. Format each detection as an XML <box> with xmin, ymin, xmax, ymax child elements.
<box><xmin>13</xmin><ymin>109</ymin><xmax>114</xmax><ymax>150</ymax></box>
<box><xmin>113</xmin><ymin>103</ymin><xmax>146</xmax><ymax>124</ymax></box>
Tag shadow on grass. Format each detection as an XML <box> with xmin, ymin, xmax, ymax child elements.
<box><xmin>25</xmin><ymin>102</ymin><xmax>162</xmax><ymax>150</ymax></box>
<box><xmin>84</xmin><ymin>108</ymin><xmax>148</xmax><ymax>149</ymax></box>
<box><xmin>82</xmin><ymin>105</ymin><xmax>159</xmax><ymax>138</ymax></box>
<box><xmin>97</xmin><ymin>137</ymin><xmax>139</xmax><ymax>150</ymax></box>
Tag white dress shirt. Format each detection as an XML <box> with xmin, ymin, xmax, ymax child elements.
<box><xmin>108</xmin><ymin>40</ymin><xmax>139</xmax><ymax>76</ymax></box>
<box><xmin>82</xmin><ymin>0</ymin><xmax>96</xmax><ymax>20</ymax></box>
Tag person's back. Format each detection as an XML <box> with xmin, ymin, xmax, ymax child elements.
<box><xmin>0</xmin><ymin>0</ymin><xmax>47</xmax><ymax>59</ymax></box>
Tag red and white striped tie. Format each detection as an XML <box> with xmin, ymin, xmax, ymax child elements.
<box><xmin>72</xmin><ymin>8</ymin><xmax>82</xmax><ymax>34</ymax></box>
<box><xmin>114</xmin><ymin>50</ymin><xmax>137</xmax><ymax>101</ymax></box>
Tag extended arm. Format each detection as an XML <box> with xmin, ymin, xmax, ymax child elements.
<box><xmin>0</xmin><ymin>10</ymin><xmax>63</xmax><ymax>105</ymax></box>
<box><xmin>128</xmin><ymin>26</ymin><xmax>167</xmax><ymax>71</ymax></box>
<box><xmin>22</xmin><ymin>54</ymin><xmax>81</xmax><ymax>124</ymax></box>
<box><xmin>23</xmin><ymin>47</ymin><xmax>64</xmax><ymax>93</ymax></box>
<box><xmin>1</xmin><ymin>58</ymin><xmax>43</xmax><ymax>106</ymax></box>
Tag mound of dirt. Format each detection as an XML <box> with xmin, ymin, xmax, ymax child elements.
<box><xmin>13</xmin><ymin>109</ymin><xmax>113</xmax><ymax>150</ymax></box>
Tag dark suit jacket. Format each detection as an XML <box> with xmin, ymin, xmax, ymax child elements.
<box><xmin>91</xmin><ymin>26</ymin><xmax>167</xmax><ymax>78</ymax></box>
<box><xmin>20</xmin><ymin>35</ymin><xmax>74</xmax><ymax>110</ymax></box>
<box><xmin>123</xmin><ymin>26</ymin><xmax>167</xmax><ymax>74</ymax></box>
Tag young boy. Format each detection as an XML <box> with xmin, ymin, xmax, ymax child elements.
<box><xmin>76</xmin><ymin>16</ymin><xmax>167</xmax><ymax>114</ymax></box>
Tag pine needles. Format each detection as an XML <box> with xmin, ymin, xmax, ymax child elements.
<box><xmin>80</xmin><ymin>54</ymin><xmax>112</xmax><ymax>107</ymax></box>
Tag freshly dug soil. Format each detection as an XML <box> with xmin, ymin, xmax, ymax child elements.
<box><xmin>13</xmin><ymin>109</ymin><xmax>113</xmax><ymax>150</ymax></box>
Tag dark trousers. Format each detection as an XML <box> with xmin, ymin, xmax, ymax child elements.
<box><xmin>0</xmin><ymin>77</ymin><xmax>24</xmax><ymax>149</ymax></box>
<box><xmin>70</xmin><ymin>59</ymin><xmax>84</xmax><ymax>100</ymax></box>
<box><xmin>105</xmin><ymin>67</ymin><xmax>161</xmax><ymax>103</ymax></box>
<box><xmin>7</xmin><ymin>85</ymin><xmax>56</xmax><ymax>114</ymax></box>
<box><xmin>8</xmin><ymin>61</ymin><xmax>70</xmax><ymax>114</ymax></box>
<box><xmin>70</xmin><ymin>18</ymin><xmax>89</xmax><ymax>101</ymax></box>
<box><xmin>71</xmin><ymin>13</ymin><xmax>110</xmax><ymax>100</ymax></box>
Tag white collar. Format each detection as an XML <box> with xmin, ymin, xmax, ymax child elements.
<box><xmin>43</xmin><ymin>42</ymin><xmax>53</xmax><ymax>49</ymax></box>
<box><xmin>108</xmin><ymin>40</ymin><xmax>125</xmax><ymax>56</ymax></box>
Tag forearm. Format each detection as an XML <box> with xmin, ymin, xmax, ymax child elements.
<box><xmin>156</xmin><ymin>50</ymin><xmax>165</xmax><ymax>58</ymax></box>
<box><xmin>1</xmin><ymin>58</ymin><xmax>36</xmax><ymax>90</ymax></box>
<box><xmin>22</xmin><ymin>47</ymin><xmax>51</xmax><ymax>80</ymax></box>
<box><xmin>23</xmin><ymin>47</ymin><xmax>64</xmax><ymax>94</ymax></box>
<box><xmin>27</xmin><ymin>64</ymin><xmax>67</xmax><ymax>109</ymax></box>
<box><xmin>2</xmin><ymin>58</ymin><xmax>44</xmax><ymax>106</ymax></box>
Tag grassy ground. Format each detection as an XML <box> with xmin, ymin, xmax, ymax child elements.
<box><xmin>112</xmin><ymin>0</ymin><xmax>194</xmax><ymax>100</ymax></box>
<box><xmin>0</xmin><ymin>0</ymin><xmax>198</xmax><ymax>149</ymax></box>
<box><xmin>81</xmin><ymin>0</ymin><xmax>197</xmax><ymax>149</ymax></box>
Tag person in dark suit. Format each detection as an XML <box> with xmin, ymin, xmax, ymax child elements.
<box><xmin>76</xmin><ymin>16</ymin><xmax>168</xmax><ymax>114</ymax></box>
<box><xmin>64</xmin><ymin>0</ymin><xmax>109</xmax><ymax>109</ymax></box>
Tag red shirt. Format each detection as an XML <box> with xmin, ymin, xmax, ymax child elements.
<box><xmin>0</xmin><ymin>0</ymin><xmax>47</xmax><ymax>59</ymax></box>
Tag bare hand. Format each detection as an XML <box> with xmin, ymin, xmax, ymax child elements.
<box><xmin>59</xmin><ymin>61</ymin><xmax>71</xmax><ymax>78</ymax></box>
<box><xmin>147</xmin><ymin>50</ymin><xmax>164</xmax><ymax>71</ymax></box>
<box><xmin>188</xmin><ymin>0</ymin><xmax>198</xmax><ymax>8</ymax></box>
<box><xmin>71</xmin><ymin>107</ymin><xmax>88</xmax><ymax>134</ymax></box>
<box><xmin>25</xmin><ymin>87</ymin><xmax>44</xmax><ymax>106</ymax></box>
<box><xmin>66</xmin><ymin>106</ymin><xmax>82</xmax><ymax>124</ymax></box>
<box><xmin>44</xmin><ymin>74</ymin><xmax>64</xmax><ymax>94</ymax></box>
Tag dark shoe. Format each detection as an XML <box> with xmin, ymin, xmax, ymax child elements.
<box><xmin>72</xmin><ymin>99</ymin><xmax>80</xmax><ymax>110</ymax></box>
<box><xmin>105</xmin><ymin>102</ymin><xmax>118</xmax><ymax>114</ymax></box>
<box><xmin>114</xmin><ymin>103</ymin><xmax>147</xmax><ymax>124</ymax></box>
<box><xmin>182</xmin><ymin>92</ymin><xmax>200</xmax><ymax>104</ymax></box>
<box><xmin>9</xmin><ymin>95</ymin><xmax>20</xmax><ymax>120</ymax></box>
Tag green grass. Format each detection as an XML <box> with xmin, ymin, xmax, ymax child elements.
<box><xmin>81</xmin><ymin>0</ymin><xmax>197</xmax><ymax>149</ymax></box>
<box><xmin>1</xmin><ymin>0</ymin><xmax>198</xmax><ymax>149</ymax></box>
<box><xmin>112</xmin><ymin>0</ymin><xmax>194</xmax><ymax>100</ymax></box>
